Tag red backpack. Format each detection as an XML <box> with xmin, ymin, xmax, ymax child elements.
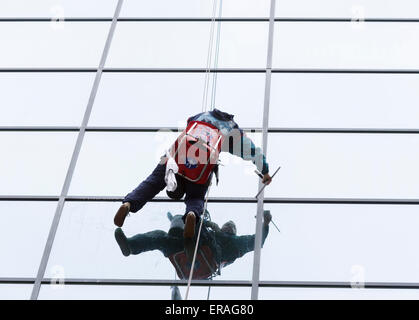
<box><xmin>169</xmin><ymin>121</ymin><xmax>223</xmax><ymax>185</ymax></box>
<box><xmin>169</xmin><ymin>246</ymin><xmax>219</xmax><ymax>280</ymax></box>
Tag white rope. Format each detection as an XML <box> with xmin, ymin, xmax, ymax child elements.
<box><xmin>210</xmin><ymin>0</ymin><xmax>223</xmax><ymax>111</ymax></box>
<box><xmin>207</xmin><ymin>281</ymin><xmax>212</xmax><ymax>300</ymax></box>
<box><xmin>184</xmin><ymin>184</ymin><xmax>212</xmax><ymax>300</ymax></box>
<box><xmin>201</xmin><ymin>0</ymin><xmax>219</xmax><ymax>113</ymax></box>
<box><xmin>185</xmin><ymin>0</ymin><xmax>223</xmax><ymax>300</ymax></box>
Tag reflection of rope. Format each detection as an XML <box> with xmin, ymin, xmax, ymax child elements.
<box><xmin>184</xmin><ymin>184</ymin><xmax>212</xmax><ymax>300</ymax></box>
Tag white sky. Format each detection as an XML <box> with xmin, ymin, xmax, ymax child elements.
<box><xmin>1</xmin><ymin>0</ymin><xmax>419</xmax><ymax>300</ymax></box>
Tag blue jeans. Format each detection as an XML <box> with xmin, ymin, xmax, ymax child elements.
<box><xmin>123</xmin><ymin>164</ymin><xmax>209</xmax><ymax>221</ymax></box>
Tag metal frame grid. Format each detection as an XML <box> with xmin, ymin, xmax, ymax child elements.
<box><xmin>1</xmin><ymin>0</ymin><xmax>419</xmax><ymax>299</ymax></box>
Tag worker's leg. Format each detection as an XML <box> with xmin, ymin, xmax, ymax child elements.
<box><xmin>127</xmin><ymin>230</ymin><xmax>183</xmax><ymax>257</ymax></box>
<box><xmin>182</xmin><ymin>181</ymin><xmax>208</xmax><ymax>238</ymax></box>
<box><xmin>123</xmin><ymin>163</ymin><xmax>167</xmax><ymax>213</ymax></box>
<box><xmin>183</xmin><ymin>181</ymin><xmax>208</xmax><ymax>221</ymax></box>
<box><xmin>114</xmin><ymin>163</ymin><xmax>167</xmax><ymax>227</ymax></box>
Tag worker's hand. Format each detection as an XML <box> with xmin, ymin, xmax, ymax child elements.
<box><xmin>263</xmin><ymin>210</ymin><xmax>272</xmax><ymax>226</ymax></box>
<box><xmin>262</xmin><ymin>173</ymin><xmax>272</xmax><ymax>185</ymax></box>
<box><xmin>208</xmin><ymin>221</ymin><xmax>221</xmax><ymax>232</ymax></box>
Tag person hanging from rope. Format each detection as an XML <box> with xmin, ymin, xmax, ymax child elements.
<box><xmin>114</xmin><ymin>108</ymin><xmax>272</xmax><ymax>239</ymax></box>
<box><xmin>114</xmin><ymin>210</ymin><xmax>272</xmax><ymax>280</ymax></box>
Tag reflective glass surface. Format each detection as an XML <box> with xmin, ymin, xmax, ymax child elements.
<box><xmin>46</xmin><ymin>202</ymin><xmax>257</xmax><ymax>281</ymax></box>
<box><xmin>121</xmin><ymin>0</ymin><xmax>271</xmax><ymax>18</ymax></box>
<box><xmin>0</xmin><ymin>0</ymin><xmax>118</xmax><ymax>17</ymax></box>
<box><xmin>265</xmin><ymin>133</ymin><xmax>419</xmax><ymax>198</ymax></box>
<box><xmin>107</xmin><ymin>22</ymin><xmax>268</xmax><ymax>68</ymax></box>
<box><xmin>0</xmin><ymin>285</ymin><xmax>32</xmax><ymax>300</ymax></box>
<box><xmin>0</xmin><ymin>73</ymin><xmax>94</xmax><ymax>126</ymax></box>
<box><xmin>0</xmin><ymin>133</ymin><xmax>77</xmax><ymax>195</ymax></box>
<box><xmin>269</xmin><ymin>73</ymin><xmax>419</xmax><ymax>129</ymax></box>
<box><xmin>39</xmin><ymin>284</ymin><xmax>251</xmax><ymax>300</ymax></box>
<box><xmin>273</xmin><ymin>22</ymin><xmax>419</xmax><ymax>69</ymax></box>
<box><xmin>276</xmin><ymin>0</ymin><xmax>419</xmax><ymax>18</ymax></box>
<box><xmin>0</xmin><ymin>202</ymin><xmax>56</xmax><ymax>277</ymax></box>
<box><xmin>0</xmin><ymin>22</ymin><xmax>110</xmax><ymax>68</ymax></box>
<box><xmin>90</xmin><ymin>73</ymin><xmax>265</xmax><ymax>128</ymax></box>
<box><xmin>2</xmin><ymin>0</ymin><xmax>419</xmax><ymax>300</ymax></box>
<box><xmin>69</xmin><ymin>132</ymin><xmax>261</xmax><ymax>198</ymax></box>
<box><xmin>260</xmin><ymin>204</ymin><xmax>419</xmax><ymax>283</ymax></box>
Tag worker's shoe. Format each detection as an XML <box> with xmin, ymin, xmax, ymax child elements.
<box><xmin>114</xmin><ymin>202</ymin><xmax>130</xmax><ymax>227</ymax></box>
<box><xmin>114</xmin><ymin>228</ymin><xmax>130</xmax><ymax>257</ymax></box>
<box><xmin>183</xmin><ymin>211</ymin><xmax>196</xmax><ymax>239</ymax></box>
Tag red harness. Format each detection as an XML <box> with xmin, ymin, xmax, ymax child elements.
<box><xmin>169</xmin><ymin>246</ymin><xmax>218</xmax><ymax>280</ymax></box>
<box><xmin>169</xmin><ymin>121</ymin><xmax>223</xmax><ymax>185</ymax></box>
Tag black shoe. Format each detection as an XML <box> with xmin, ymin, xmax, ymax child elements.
<box><xmin>114</xmin><ymin>228</ymin><xmax>130</xmax><ymax>257</ymax></box>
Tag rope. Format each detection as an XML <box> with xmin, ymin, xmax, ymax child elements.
<box><xmin>185</xmin><ymin>0</ymin><xmax>223</xmax><ymax>301</ymax></box>
<box><xmin>210</xmin><ymin>0</ymin><xmax>223</xmax><ymax>111</ymax></box>
<box><xmin>201</xmin><ymin>0</ymin><xmax>221</xmax><ymax>113</ymax></box>
<box><xmin>207</xmin><ymin>278</ymin><xmax>212</xmax><ymax>300</ymax></box>
<box><xmin>184</xmin><ymin>183</ymin><xmax>212</xmax><ymax>300</ymax></box>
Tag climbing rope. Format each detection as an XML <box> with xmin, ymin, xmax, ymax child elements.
<box><xmin>184</xmin><ymin>183</ymin><xmax>212</xmax><ymax>300</ymax></box>
<box><xmin>185</xmin><ymin>0</ymin><xmax>223</xmax><ymax>300</ymax></box>
<box><xmin>209</xmin><ymin>0</ymin><xmax>223</xmax><ymax>111</ymax></box>
<box><xmin>207</xmin><ymin>277</ymin><xmax>213</xmax><ymax>300</ymax></box>
<box><xmin>201</xmin><ymin>0</ymin><xmax>223</xmax><ymax>113</ymax></box>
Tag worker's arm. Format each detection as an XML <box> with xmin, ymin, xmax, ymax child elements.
<box><xmin>226</xmin><ymin>129</ymin><xmax>270</xmax><ymax>176</ymax></box>
<box><xmin>233</xmin><ymin>211</ymin><xmax>271</xmax><ymax>258</ymax></box>
<box><xmin>203</xmin><ymin>220</ymin><xmax>221</xmax><ymax>232</ymax></box>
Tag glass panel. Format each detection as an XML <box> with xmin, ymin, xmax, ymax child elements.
<box><xmin>0</xmin><ymin>284</ymin><xmax>33</xmax><ymax>300</ymax></box>
<box><xmin>0</xmin><ymin>132</ymin><xmax>77</xmax><ymax>195</ymax></box>
<box><xmin>0</xmin><ymin>73</ymin><xmax>94</xmax><ymax>126</ymax></box>
<box><xmin>121</xmin><ymin>0</ymin><xmax>270</xmax><ymax>18</ymax></box>
<box><xmin>107</xmin><ymin>22</ymin><xmax>268</xmax><ymax>68</ymax></box>
<box><xmin>269</xmin><ymin>73</ymin><xmax>419</xmax><ymax>129</ymax></box>
<box><xmin>39</xmin><ymin>284</ymin><xmax>250</xmax><ymax>300</ymax></box>
<box><xmin>0</xmin><ymin>0</ymin><xmax>117</xmax><ymax>18</ymax></box>
<box><xmin>69</xmin><ymin>132</ymin><xmax>262</xmax><ymax>198</ymax></box>
<box><xmin>260</xmin><ymin>204</ymin><xmax>419</xmax><ymax>283</ymax></box>
<box><xmin>265</xmin><ymin>133</ymin><xmax>419</xmax><ymax>198</ymax></box>
<box><xmin>277</xmin><ymin>0</ymin><xmax>419</xmax><ymax>19</ymax></box>
<box><xmin>273</xmin><ymin>22</ymin><xmax>419</xmax><ymax>69</ymax></box>
<box><xmin>90</xmin><ymin>73</ymin><xmax>265</xmax><ymax>128</ymax></box>
<box><xmin>0</xmin><ymin>22</ymin><xmax>110</xmax><ymax>68</ymax></box>
<box><xmin>0</xmin><ymin>202</ymin><xmax>56</xmax><ymax>277</ymax></box>
<box><xmin>259</xmin><ymin>288</ymin><xmax>419</xmax><ymax>300</ymax></box>
<box><xmin>45</xmin><ymin>201</ymin><xmax>257</xmax><ymax>281</ymax></box>
<box><xmin>39</xmin><ymin>285</ymin><xmax>183</xmax><ymax>300</ymax></box>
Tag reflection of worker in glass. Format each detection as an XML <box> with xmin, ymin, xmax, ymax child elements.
<box><xmin>114</xmin><ymin>109</ymin><xmax>271</xmax><ymax>240</ymax></box>
<box><xmin>114</xmin><ymin>211</ymin><xmax>272</xmax><ymax>280</ymax></box>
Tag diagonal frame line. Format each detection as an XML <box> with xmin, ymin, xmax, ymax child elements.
<box><xmin>251</xmin><ymin>0</ymin><xmax>276</xmax><ymax>300</ymax></box>
<box><xmin>29</xmin><ymin>0</ymin><xmax>124</xmax><ymax>300</ymax></box>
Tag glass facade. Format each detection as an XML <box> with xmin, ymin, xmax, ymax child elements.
<box><xmin>1</xmin><ymin>0</ymin><xmax>419</xmax><ymax>300</ymax></box>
